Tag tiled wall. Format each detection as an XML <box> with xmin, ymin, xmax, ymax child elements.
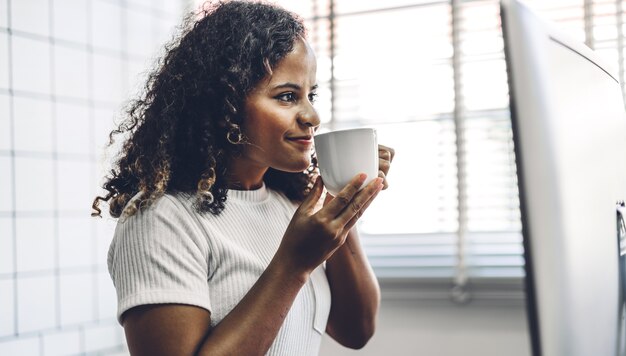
<box><xmin>0</xmin><ymin>0</ymin><xmax>185</xmax><ymax>354</ymax></box>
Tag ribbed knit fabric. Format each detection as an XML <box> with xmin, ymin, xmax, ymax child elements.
<box><xmin>107</xmin><ymin>184</ymin><xmax>331</xmax><ymax>355</ymax></box>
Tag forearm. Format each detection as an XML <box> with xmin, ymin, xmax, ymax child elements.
<box><xmin>197</xmin><ymin>256</ymin><xmax>309</xmax><ymax>356</ymax></box>
<box><xmin>325</xmin><ymin>226</ymin><xmax>380</xmax><ymax>348</ymax></box>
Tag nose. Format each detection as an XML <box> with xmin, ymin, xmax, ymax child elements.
<box><xmin>297</xmin><ymin>105</ymin><xmax>321</xmax><ymax>131</ymax></box>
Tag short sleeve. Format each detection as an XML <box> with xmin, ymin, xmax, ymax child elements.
<box><xmin>107</xmin><ymin>195</ymin><xmax>211</xmax><ymax>324</ymax></box>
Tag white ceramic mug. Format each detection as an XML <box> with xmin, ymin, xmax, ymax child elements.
<box><xmin>313</xmin><ymin>128</ymin><xmax>379</xmax><ymax>196</ymax></box>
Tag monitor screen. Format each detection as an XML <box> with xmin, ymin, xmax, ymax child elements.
<box><xmin>500</xmin><ymin>0</ymin><xmax>626</xmax><ymax>355</ymax></box>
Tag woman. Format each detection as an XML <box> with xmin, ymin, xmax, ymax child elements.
<box><xmin>92</xmin><ymin>1</ymin><xmax>394</xmax><ymax>355</ymax></box>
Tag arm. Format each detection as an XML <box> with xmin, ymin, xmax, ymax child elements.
<box><xmin>325</xmin><ymin>226</ymin><xmax>380</xmax><ymax>349</ymax></box>
<box><xmin>122</xmin><ymin>175</ymin><xmax>383</xmax><ymax>356</ymax></box>
<box><xmin>325</xmin><ymin>144</ymin><xmax>395</xmax><ymax>349</ymax></box>
<box><xmin>123</xmin><ymin>256</ymin><xmax>308</xmax><ymax>356</ymax></box>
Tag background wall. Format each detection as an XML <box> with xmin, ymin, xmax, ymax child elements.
<box><xmin>0</xmin><ymin>0</ymin><xmax>183</xmax><ymax>354</ymax></box>
<box><xmin>321</xmin><ymin>298</ymin><xmax>530</xmax><ymax>356</ymax></box>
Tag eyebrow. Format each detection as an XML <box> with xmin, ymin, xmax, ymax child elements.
<box><xmin>272</xmin><ymin>82</ymin><xmax>319</xmax><ymax>91</ymax></box>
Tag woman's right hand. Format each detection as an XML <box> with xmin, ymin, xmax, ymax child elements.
<box><xmin>277</xmin><ymin>173</ymin><xmax>384</xmax><ymax>276</ymax></box>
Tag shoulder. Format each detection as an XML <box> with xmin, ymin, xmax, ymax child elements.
<box><xmin>112</xmin><ymin>192</ymin><xmax>208</xmax><ymax>253</ymax></box>
<box><xmin>118</xmin><ymin>192</ymin><xmax>195</xmax><ymax>226</ymax></box>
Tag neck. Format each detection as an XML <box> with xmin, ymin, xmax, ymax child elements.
<box><xmin>226</xmin><ymin>157</ymin><xmax>267</xmax><ymax>190</ymax></box>
<box><xmin>227</xmin><ymin>178</ymin><xmax>265</xmax><ymax>190</ymax></box>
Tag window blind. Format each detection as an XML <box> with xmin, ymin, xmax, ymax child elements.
<box><xmin>273</xmin><ymin>0</ymin><xmax>626</xmax><ymax>299</ymax></box>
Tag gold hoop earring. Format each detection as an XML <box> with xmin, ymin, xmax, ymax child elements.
<box><xmin>227</xmin><ymin>126</ymin><xmax>243</xmax><ymax>145</ymax></box>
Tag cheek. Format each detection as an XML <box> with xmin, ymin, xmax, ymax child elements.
<box><xmin>242</xmin><ymin>105</ymin><xmax>292</xmax><ymax>145</ymax></box>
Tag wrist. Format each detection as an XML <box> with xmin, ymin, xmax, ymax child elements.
<box><xmin>268</xmin><ymin>254</ymin><xmax>311</xmax><ymax>286</ymax></box>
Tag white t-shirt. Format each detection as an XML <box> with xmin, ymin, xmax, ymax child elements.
<box><xmin>107</xmin><ymin>184</ymin><xmax>331</xmax><ymax>355</ymax></box>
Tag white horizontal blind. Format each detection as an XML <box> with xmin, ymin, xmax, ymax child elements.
<box><xmin>330</xmin><ymin>2</ymin><xmax>463</xmax><ymax>280</ymax></box>
<box><xmin>456</xmin><ymin>1</ymin><xmax>523</xmax><ymax>281</ymax></box>
<box><xmin>274</xmin><ymin>0</ymin><xmax>626</xmax><ymax>287</ymax></box>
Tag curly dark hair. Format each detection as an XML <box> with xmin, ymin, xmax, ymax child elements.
<box><xmin>91</xmin><ymin>0</ymin><xmax>317</xmax><ymax>219</ymax></box>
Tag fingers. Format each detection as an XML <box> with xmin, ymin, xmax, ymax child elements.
<box><xmin>335</xmin><ymin>177</ymin><xmax>383</xmax><ymax>226</ymax></box>
<box><xmin>378</xmin><ymin>145</ymin><xmax>394</xmax><ymax>190</ymax></box>
<box><xmin>300</xmin><ymin>176</ymin><xmax>324</xmax><ymax>212</ymax></box>
<box><xmin>378</xmin><ymin>156</ymin><xmax>391</xmax><ymax>173</ymax></box>
<box><xmin>378</xmin><ymin>170</ymin><xmax>389</xmax><ymax>190</ymax></box>
<box><xmin>378</xmin><ymin>145</ymin><xmax>395</xmax><ymax>162</ymax></box>
<box><xmin>322</xmin><ymin>173</ymin><xmax>368</xmax><ymax>218</ymax></box>
<box><xmin>344</xmin><ymin>182</ymin><xmax>382</xmax><ymax>231</ymax></box>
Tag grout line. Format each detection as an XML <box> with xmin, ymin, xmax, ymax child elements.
<box><xmin>79</xmin><ymin>324</ymin><xmax>85</xmax><ymax>354</ymax></box>
<box><xmin>39</xmin><ymin>332</ymin><xmax>44</xmax><ymax>356</ymax></box>
<box><xmin>49</xmin><ymin>0</ymin><xmax>63</xmax><ymax>331</ymax></box>
<box><xmin>6</xmin><ymin>0</ymin><xmax>19</xmax><ymax>339</ymax></box>
<box><xmin>0</xmin><ymin>318</ymin><xmax>120</xmax><ymax>343</ymax></box>
<box><xmin>5</xmin><ymin>88</ymin><xmax>122</xmax><ymax>109</ymax></box>
<box><xmin>0</xmin><ymin>265</ymin><xmax>105</xmax><ymax>280</ymax></box>
<box><xmin>6</xmin><ymin>27</ymin><xmax>148</xmax><ymax>61</ymax></box>
<box><xmin>0</xmin><ymin>211</ymin><xmax>99</xmax><ymax>219</ymax></box>
<box><xmin>90</xmin><ymin>0</ymin><xmax>100</xmax><ymax>322</ymax></box>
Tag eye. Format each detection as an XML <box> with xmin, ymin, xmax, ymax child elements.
<box><xmin>275</xmin><ymin>92</ymin><xmax>296</xmax><ymax>102</ymax></box>
<box><xmin>308</xmin><ymin>92</ymin><xmax>318</xmax><ymax>103</ymax></box>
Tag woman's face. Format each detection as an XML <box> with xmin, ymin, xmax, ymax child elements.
<box><xmin>240</xmin><ymin>38</ymin><xmax>320</xmax><ymax>174</ymax></box>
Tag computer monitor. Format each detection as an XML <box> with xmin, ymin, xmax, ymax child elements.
<box><xmin>500</xmin><ymin>0</ymin><xmax>626</xmax><ymax>355</ymax></box>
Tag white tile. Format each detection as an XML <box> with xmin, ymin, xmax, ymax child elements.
<box><xmin>17</xmin><ymin>275</ymin><xmax>56</xmax><ymax>333</ymax></box>
<box><xmin>0</xmin><ymin>218</ymin><xmax>14</xmax><ymax>274</ymax></box>
<box><xmin>15</xmin><ymin>217</ymin><xmax>55</xmax><ymax>272</ymax></box>
<box><xmin>57</xmin><ymin>160</ymin><xmax>93</xmax><ymax>213</ymax></box>
<box><xmin>11</xmin><ymin>0</ymin><xmax>50</xmax><ymax>37</ymax></box>
<box><xmin>100</xmin><ymin>348</ymin><xmax>130</xmax><ymax>356</ymax></box>
<box><xmin>0</xmin><ymin>0</ymin><xmax>7</xmax><ymax>28</ymax></box>
<box><xmin>158</xmin><ymin>0</ymin><xmax>183</xmax><ymax>17</ymax></box>
<box><xmin>13</xmin><ymin>96</ymin><xmax>53</xmax><ymax>152</ymax></box>
<box><xmin>0</xmin><ymin>94</ymin><xmax>10</xmax><ymax>150</ymax></box>
<box><xmin>84</xmin><ymin>323</ymin><xmax>122</xmax><ymax>353</ymax></box>
<box><xmin>128</xmin><ymin>0</ymin><xmax>154</xmax><ymax>9</ymax></box>
<box><xmin>14</xmin><ymin>157</ymin><xmax>54</xmax><ymax>211</ymax></box>
<box><xmin>91</xmin><ymin>0</ymin><xmax>122</xmax><ymax>52</ymax></box>
<box><xmin>125</xmin><ymin>8</ymin><xmax>154</xmax><ymax>58</ymax></box>
<box><xmin>55</xmin><ymin>102</ymin><xmax>90</xmax><ymax>155</ymax></box>
<box><xmin>43</xmin><ymin>329</ymin><xmax>81</xmax><ymax>356</ymax></box>
<box><xmin>93</xmin><ymin>107</ymin><xmax>119</xmax><ymax>160</ymax></box>
<box><xmin>0</xmin><ymin>33</ymin><xmax>9</xmax><ymax>89</ymax></box>
<box><xmin>154</xmin><ymin>17</ymin><xmax>178</xmax><ymax>57</ymax></box>
<box><xmin>0</xmin><ymin>156</ymin><xmax>12</xmax><ymax>212</ymax></box>
<box><xmin>53</xmin><ymin>45</ymin><xmax>89</xmax><ymax>99</ymax></box>
<box><xmin>154</xmin><ymin>0</ymin><xmax>183</xmax><ymax>17</ymax></box>
<box><xmin>97</xmin><ymin>271</ymin><xmax>116</xmax><ymax>321</ymax></box>
<box><xmin>0</xmin><ymin>336</ymin><xmax>40</xmax><ymax>355</ymax></box>
<box><xmin>95</xmin><ymin>217</ymin><xmax>116</xmax><ymax>262</ymax></box>
<box><xmin>59</xmin><ymin>273</ymin><xmax>94</xmax><ymax>326</ymax></box>
<box><xmin>0</xmin><ymin>279</ymin><xmax>15</xmax><ymax>337</ymax></box>
<box><xmin>125</xmin><ymin>59</ymin><xmax>149</xmax><ymax>98</ymax></box>
<box><xmin>58</xmin><ymin>216</ymin><xmax>93</xmax><ymax>268</ymax></box>
<box><xmin>92</xmin><ymin>53</ymin><xmax>123</xmax><ymax>103</ymax></box>
<box><xmin>52</xmin><ymin>0</ymin><xmax>89</xmax><ymax>44</ymax></box>
<box><xmin>11</xmin><ymin>36</ymin><xmax>51</xmax><ymax>94</ymax></box>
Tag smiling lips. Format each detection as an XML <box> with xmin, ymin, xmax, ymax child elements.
<box><xmin>286</xmin><ymin>135</ymin><xmax>313</xmax><ymax>146</ymax></box>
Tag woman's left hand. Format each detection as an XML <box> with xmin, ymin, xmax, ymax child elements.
<box><xmin>377</xmin><ymin>144</ymin><xmax>395</xmax><ymax>190</ymax></box>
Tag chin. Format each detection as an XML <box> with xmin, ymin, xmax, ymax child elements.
<box><xmin>277</xmin><ymin>158</ymin><xmax>312</xmax><ymax>173</ymax></box>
